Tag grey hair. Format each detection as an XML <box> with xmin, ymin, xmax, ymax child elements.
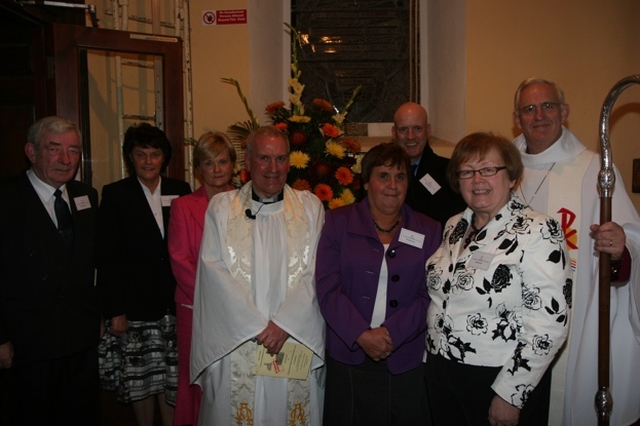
<box><xmin>245</xmin><ymin>126</ymin><xmax>289</xmax><ymax>157</ymax></box>
<box><xmin>27</xmin><ymin>116</ymin><xmax>81</xmax><ymax>150</ymax></box>
<box><xmin>513</xmin><ymin>77</ymin><xmax>566</xmax><ymax>111</ymax></box>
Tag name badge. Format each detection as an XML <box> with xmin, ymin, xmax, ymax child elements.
<box><xmin>420</xmin><ymin>173</ymin><xmax>441</xmax><ymax>195</ymax></box>
<box><xmin>398</xmin><ymin>228</ymin><xmax>425</xmax><ymax>249</ymax></box>
<box><xmin>468</xmin><ymin>251</ymin><xmax>494</xmax><ymax>271</ymax></box>
<box><xmin>161</xmin><ymin>195</ymin><xmax>179</xmax><ymax>207</ymax></box>
<box><xmin>73</xmin><ymin>195</ymin><xmax>91</xmax><ymax>211</ymax></box>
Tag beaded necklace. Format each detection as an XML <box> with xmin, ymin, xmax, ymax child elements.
<box><xmin>373</xmin><ymin>218</ymin><xmax>400</xmax><ymax>233</ymax></box>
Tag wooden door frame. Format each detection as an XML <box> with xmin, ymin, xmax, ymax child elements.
<box><xmin>49</xmin><ymin>23</ymin><xmax>185</xmax><ymax>181</ymax></box>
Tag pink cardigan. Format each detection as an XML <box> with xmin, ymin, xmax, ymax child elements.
<box><xmin>168</xmin><ymin>186</ymin><xmax>209</xmax><ymax>306</ymax></box>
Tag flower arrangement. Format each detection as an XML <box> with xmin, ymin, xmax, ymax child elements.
<box><xmin>222</xmin><ymin>23</ymin><xmax>362</xmax><ymax>209</ymax></box>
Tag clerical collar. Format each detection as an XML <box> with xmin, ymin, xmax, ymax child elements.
<box><xmin>251</xmin><ymin>189</ymin><xmax>284</xmax><ymax>204</ymax></box>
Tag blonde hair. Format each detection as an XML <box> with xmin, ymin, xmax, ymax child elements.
<box><xmin>193</xmin><ymin>131</ymin><xmax>236</xmax><ymax>168</ymax></box>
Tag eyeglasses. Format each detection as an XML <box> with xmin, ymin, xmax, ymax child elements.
<box><xmin>456</xmin><ymin>166</ymin><xmax>507</xmax><ymax>180</ymax></box>
<box><xmin>517</xmin><ymin>102</ymin><xmax>562</xmax><ymax>116</ymax></box>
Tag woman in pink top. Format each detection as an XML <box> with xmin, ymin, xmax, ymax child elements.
<box><xmin>168</xmin><ymin>132</ymin><xmax>236</xmax><ymax>425</ymax></box>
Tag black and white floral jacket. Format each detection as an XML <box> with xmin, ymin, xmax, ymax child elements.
<box><xmin>425</xmin><ymin>194</ymin><xmax>572</xmax><ymax>409</ymax></box>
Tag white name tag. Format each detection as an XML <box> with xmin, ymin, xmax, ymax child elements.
<box><xmin>468</xmin><ymin>251</ymin><xmax>494</xmax><ymax>271</ymax></box>
<box><xmin>398</xmin><ymin>228</ymin><xmax>425</xmax><ymax>249</ymax></box>
<box><xmin>161</xmin><ymin>195</ymin><xmax>179</xmax><ymax>207</ymax></box>
<box><xmin>73</xmin><ymin>195</ymin><xmax>91</xmax><ymax>211</ymax></box>
<box><xmin>420</xmin><ymin>173</ymin><xmax>441</xmax><ymax>195</ymax></box>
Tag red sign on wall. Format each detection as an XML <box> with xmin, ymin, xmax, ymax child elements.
<box><xmin>201</xmin><ymin>9</ymin><xmax>247</xmax><ymax>26</ymax></box>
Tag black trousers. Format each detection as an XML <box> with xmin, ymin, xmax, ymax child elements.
<box><xmin>425</xmin><ymin>352</ymin><xmax>551</xmax><ymax>426</ymax></box>
<box><xmin>323</xmin><ymin>355</ymin><xmax>429</xmax><ymax>426</ymax></box>
<box><xmin>3</xmin><ymin>346</ymin><xmax>100</xmax><ymax>426</ymax></box>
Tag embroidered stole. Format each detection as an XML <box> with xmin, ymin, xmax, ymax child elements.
<box><xmin>545</xmin><ymin>149</ymin><xmax>594</xmax><ymax>422</ymax></box>
<box><xmin>226</xmin><ymin>183</ymin><xmax>313</xmax><ymax>425</ymax></box>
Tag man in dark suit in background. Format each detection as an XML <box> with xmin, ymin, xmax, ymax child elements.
<box><xmin>0</xmin><ymin>116</ymin><xmax>100</xmax><ymax>425</ymax></box>
<box><xmin>393</xmin><ymin>102</ymin><xmax>465</xmax><ymax>227</ymax></box>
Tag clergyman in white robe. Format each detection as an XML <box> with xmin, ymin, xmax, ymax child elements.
<box><xmin>190</xmin><ymin>183</ymin><xmax>326</xmax><ymax>426</ymax></box>
<box><xmin>515</xmin><ymin>127</ymin><xmax>640</xmax><ymax>426</ymax></box>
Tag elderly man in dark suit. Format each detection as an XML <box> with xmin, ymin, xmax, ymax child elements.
<box><xmin>0</xmin><ymin>116</ymin><xmax>100</xmax><ymax>425</ymax></box>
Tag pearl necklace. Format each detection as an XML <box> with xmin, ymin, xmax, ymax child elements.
<box><xmin>520</xmin><ymin>162</ymin><xmax>556</xmax><ymax>206</ymax></box>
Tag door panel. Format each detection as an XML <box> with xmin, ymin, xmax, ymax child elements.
<box><xmin>51</xmin><ymin>24</ymin><xmax>185</xmax><ymax>185</ymax></box>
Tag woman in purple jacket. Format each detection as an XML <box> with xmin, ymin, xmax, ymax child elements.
<box><xmin>316</xmin><ymin>142</ymin><xmax>442</xmax><ymax>425</ymax></box>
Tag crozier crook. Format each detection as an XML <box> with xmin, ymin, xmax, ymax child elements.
<box><xmin>596</xmin><ymin>74</ymin><xmax>640</xmax><ymax>426</ymax></box>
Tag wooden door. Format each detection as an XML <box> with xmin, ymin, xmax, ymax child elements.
<box><xmin>50</xmin><ymin>23</ymin><xmax>185</xmax><ymax>184</ymax></box>
<box><xmin>0</xmin><ymin>15</ymin><xmax>184</xmax><ymax>184</ymax></box>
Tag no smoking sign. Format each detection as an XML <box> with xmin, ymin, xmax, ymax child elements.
<box><xmin>202</xmin><ymin>10</ymin><xmax>216</xmax><ymax>26</ymax></box>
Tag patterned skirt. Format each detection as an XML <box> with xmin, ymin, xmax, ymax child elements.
<box><xmin>98</xmin><ymin>314</ymin><xmax>178</xmax><ymax>404</ymax></box>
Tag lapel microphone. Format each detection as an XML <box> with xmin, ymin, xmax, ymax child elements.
<box><xmin>246</xmin><ymin>190</ymin><xmax>283</xmax><ymax>219</ymax></box>
<box><xmin>245</xmin><ymin>202</ymin><xmax>266</xmax><ymax>220</ymax></box>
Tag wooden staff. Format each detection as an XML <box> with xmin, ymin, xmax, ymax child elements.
<box><xmin>596</xmin><ymin>74</ymin><xmax>640</xmax><ymax>426</ymax></box>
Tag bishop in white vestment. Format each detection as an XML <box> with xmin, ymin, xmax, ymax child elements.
<box><xmin>514</xmin><ymin>78</ymin><xmax>640</xmax><ymax>426</ymax></box>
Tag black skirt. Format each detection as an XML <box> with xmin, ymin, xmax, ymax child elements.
<box><xmin>323</xmin><ymin>354</ymin><xmax>429</xmax><ymax>426</ymax></box>
<box><xmin>425</xmin><ymin>352</ymin><xmax>551</xmax><ymax>426</ymax></box>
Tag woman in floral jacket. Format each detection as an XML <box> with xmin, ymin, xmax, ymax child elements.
<box><xmin>425</xmin><ymin>132</ymin><xmax>571</xmax><ymax>426</ymax></box>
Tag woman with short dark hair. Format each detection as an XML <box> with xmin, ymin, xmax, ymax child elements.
<box><xmin>316</xmin><ymin>142</ymin><xmax>442</xmax><ymax>425</ymax></box>
<box><xmin>97</xmin><ymin>122</ymin><xmax>191</xmax><ymax>426</ymax></box>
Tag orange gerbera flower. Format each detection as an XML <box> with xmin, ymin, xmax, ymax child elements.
<box><xmin>292</xmin><ymin>178</ymin><xmax>312</xmax><ymax>192</ymax></box>
<box><xmin>322</xmin><ymin>123</ymin><xmax>340</xmax><ymax>138</ymax></box>
<box><xmin>240</xmin><ymin>169</ymin><xmax>251</xmax><ymax>184</ymax></box>
<box><xmin>335</xmin><ymin>166</ymin><xmax>354</xmax><ymax>186</ymax></box>
<box><xmin>274</xmin><ymin>122</ymin><xmax>288</xmax><ymax>131</ymax></box>
<box><xmin>266</xmin><ymin>101</ymin><xmax>285</xmax><ymax>114</ymax></box>
<box><xmin>314</xmin><ymin>183</ymin><xmax>334</xmax><ymax>201</ymax></box>
<box><xmin>341</xmin><ymin>137</ymin><xmax>361</xmax><ymax>154</ymax></box>
<box><xmin>313</xmin><ymin>98</ymin><xmax>334</xmax><ymax>112</ymax></box>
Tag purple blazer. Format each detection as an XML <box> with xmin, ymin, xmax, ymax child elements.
<box><xmin>316</xmin><ymin>198</ymin><xmax>442</xmax><ymax>374</ymax></box>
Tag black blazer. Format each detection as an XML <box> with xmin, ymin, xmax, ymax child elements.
<box><xmin>0</xmin><ymin>173</ymin><xmax>100</xmax><ymax>361</ymax></box>
<box><xmin>405</xmin><ymin>144</ymin><xmax>466</xmax><ymax>228</ymax></box>
<box><xmin>96</xmin><ymin>176</ymin><xmax>191</xmax><ymax>321</ymax></box>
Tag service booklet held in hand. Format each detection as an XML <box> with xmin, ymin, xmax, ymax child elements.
<box><xmin>253</xmin><ymin>341</ymin><xmax>312</xmax><ymax>380</ymax></box>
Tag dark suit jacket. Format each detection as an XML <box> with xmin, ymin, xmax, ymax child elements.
<box><xmin>405</xmin><ymin>144</ymin><xmax>466</xmax><ymax>228</ymax></box>
<box><xmin>0</xmin><ymin>173</ymin><xmax>100</xmax><ymax>361</ymax></box>
<box><xmin>97</xmin><ymin>176</ymin><xmax>191</xmax><ymax>321</ymax></box>
<box><xmin>316</xmin><ymin>198</ymin><xmax>442</xmax><ymax>375</ymax></box>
